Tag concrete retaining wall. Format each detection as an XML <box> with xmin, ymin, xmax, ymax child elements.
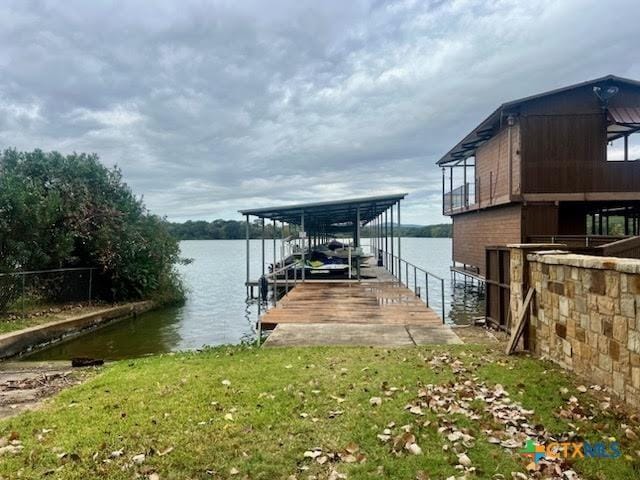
<box><xmin>0</xmin><ymin>301</ymin><xmax>155</xmax><ymax>360</ymax></box>
<box><xmin>510</xmin><ymin>248</ymin><xmax>640</xmax><ymax>408</ymax></box>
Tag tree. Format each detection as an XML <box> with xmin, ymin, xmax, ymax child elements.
<box><xmin>0</xmin><ymin>149</ymin><xmax>184</xmax><ymax>305</ymax></box>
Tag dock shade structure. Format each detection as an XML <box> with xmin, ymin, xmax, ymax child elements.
<box><xmin>239</xmin><ymin>193</ymin><xmax>407</xmax><ymax>287</ymax></box>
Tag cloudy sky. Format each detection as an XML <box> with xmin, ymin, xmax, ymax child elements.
<box><xmin>1</xmin><ymin>0</ymin><xmax>639</xmax><ymax>225</ymax></box>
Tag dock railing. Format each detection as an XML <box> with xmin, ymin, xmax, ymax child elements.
<box><xmin>379</xmin><ymin>249</ymin><xmax>446</xmax><ymax>323</ymax></box>
<box><xmin>255</xmin><ymin>262</ymin><xmax>300</xmax><ymax>345</ymax></box>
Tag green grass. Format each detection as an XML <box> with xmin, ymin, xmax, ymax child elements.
<box><xmin>1</xmin><ymin>345</ymin><xmax>639</xmax><ymax>479</ymax></box>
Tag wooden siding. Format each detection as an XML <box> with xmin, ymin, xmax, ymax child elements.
<box><xmin>452</xmin><ymin>204</ymin><xmax>521</xmax><ymax>276</ymax></box>
<box><xmin>521</xmin><ymin>113</ymin><xmax>640</xmax><ymax>194</ymax></box>
<box><xmin>475</xmin><ymin>123</ymin><xmax>521</xmax><ymax>207</ymax></box>
<box><xmin>521</xmin><ymin>203</ymin><xmax>559</xmax><ymax>240</ymax></box>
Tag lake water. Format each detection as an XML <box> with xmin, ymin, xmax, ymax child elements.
<box><xmin>27</xmin><ymin>238</ymin><xmax>484</xmax><ymax>360</ymax></box>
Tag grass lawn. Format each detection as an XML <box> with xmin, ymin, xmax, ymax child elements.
<box><xmin>1</xmin><ymin>345</ymin><xmax>639</xmax><ymax>479</ymax></box>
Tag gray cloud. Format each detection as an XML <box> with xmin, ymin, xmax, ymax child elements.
<box><xmin>1</xmin><ymin>0</ymin><xmax>639</xmax><ymax>224</ymax></box>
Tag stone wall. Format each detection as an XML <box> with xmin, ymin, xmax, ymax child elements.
<box><xmin>510</xmin><ymin>249</ymin><xmax>640</xmax><ymax>409</ymax></box>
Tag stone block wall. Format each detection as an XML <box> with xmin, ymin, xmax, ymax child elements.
<box><xmin>510</xmin><ymin>249</ymin><xmax>640</xmax><ymax>409</ymax></box>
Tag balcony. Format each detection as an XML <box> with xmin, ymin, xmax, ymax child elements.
<box><xmin>443</xmin><ymin>183</ymin><xmax>475</xmax><ymax>215</ymax></box>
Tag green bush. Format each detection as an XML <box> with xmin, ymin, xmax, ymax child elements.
<box><xmin>0</xmin><ymin>149</ymin><xmax>185</xmax><ymax>305</ymax></box>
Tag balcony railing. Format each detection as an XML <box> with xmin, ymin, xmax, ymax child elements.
<box><xmin>443</xmin><ymin>183</ymin><xmax>475</xmax><ymax>215</ymax></box>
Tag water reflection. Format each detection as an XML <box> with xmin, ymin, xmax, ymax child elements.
<box><xmin>448</xmin><ymin>279</ymin><xmax>485</xmax><ymax>324</ymax></box>
<box><xmin>27</xmin><ymin>308</ymin><xmax>185</xmax><ymax>360</ymax></box>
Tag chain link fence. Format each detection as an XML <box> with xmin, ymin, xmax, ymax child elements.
<box><xmin>0</xmin><ymin>268</ymin><xmax>95</xmax><ymax>317</ymax></box>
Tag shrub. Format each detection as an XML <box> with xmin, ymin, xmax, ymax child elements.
<box><xmin>0</xmin><ymin>149</ymin><xmax>184</xmax><ymax>305</ymax></box>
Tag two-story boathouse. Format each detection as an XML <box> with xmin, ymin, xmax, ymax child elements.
<box><xmin>439</xmin><ymin>75</ymin><xmax>640</xmax><ymax>278</ymax></box>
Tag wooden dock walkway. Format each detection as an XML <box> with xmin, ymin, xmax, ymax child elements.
<box><xmin>261</xmin><ymin>262</ymin><xmax>461</xmax><ymax>347</ymax></box>
<box><xmin>261</xmin><ymin>282</ymin><xmax>441</xmax><ymax>327</ymax></box>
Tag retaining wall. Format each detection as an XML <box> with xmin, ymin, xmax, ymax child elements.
<box><xmin>510</xmin><ymin>248</ymin><xmax>640</xmax><ymax>408</ymax></box>
<box><xmin>0</xmin><ymin>301</ymin><xmax>155</xmax><ymax>360</ymax></box>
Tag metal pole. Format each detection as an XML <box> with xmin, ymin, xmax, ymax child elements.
<box><xmin>273</xmin><ymin>273</ymin><xmax>277</xmax><ymax>307</ymax></box>
<box><xmin>425</xmin><ymin>273</ymin><xmax>429</xmax><ymax>307</ymax></box>
<box><xmin>384</xmin><ymin>210</ymin><xmax>388</xmax><ymax>268</ymax></box>
<box><xmin>441</xmin><ymin>278</ymin><xmax>445</xmax><ymax>324</ymax></box>
<box><xmin>356</xmin><ymin>206</ymin><xmax>361</xmax><ymax>280</ymax></box>
<box><xmin>261</xmin><ymin>218</ymin><xmax>265</xmax><ymax>279</ymax></box>
<box><xmin>273</xmin><ymin>219</ymin><xmax>276</xmax><ymax>269</ymax></box>
<box><xmin>405</xmin><ymin>262</ymin><xmax>408</xmax><ymax>288</ymax></box>
<box><xmin>301</xmin><ymin>212</ymin><xmax>305</xmax><ymax>282</ymax></box>
<box><xmin>245</xmin><ymin>215</ymin><xmax>250</xmax><ymax>295</ymax></box>
<box><xmin>414</xmin><ymin>266</ymin><xmax>417</xmax><ymax>293</ymax></box>
<box><xmin>390</xmin><ymin>207</ymin><xmax>394</xmax><ymax>276</ymax></box>
<box><xmin>397</xmin><ymin>201</ymin><xmax>402</xmax><ymax>285</ymax></box>
<box><xmin>442</xmin><ymin>167</ymin><xmax>445</xmax><ymax>215</ymax></box>
<box><xmin>281</xmin><ymin>221</ymin><xmax>285</xmax><ymax>264</ymax></box>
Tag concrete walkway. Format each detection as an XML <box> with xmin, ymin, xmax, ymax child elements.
<box><xmin>263</xmin><ymin>323</ymin><xmax>462</xmax><ymax>347</ymax></box>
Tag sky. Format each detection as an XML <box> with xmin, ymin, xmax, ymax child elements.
<box><xmin>1</xmin><ymin>0</ymin><xmax>639</xmax><ymax>225</ymax></box>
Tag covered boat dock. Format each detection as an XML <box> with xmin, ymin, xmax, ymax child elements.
<box><xmin>239</xmin><ymin>194</ymin><xmax>461</xmax><ymax>347</ymax></box>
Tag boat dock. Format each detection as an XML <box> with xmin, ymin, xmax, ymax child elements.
<box><xmin>239</xmin><ymin>195</ymin><xmax>461</xmax><ymax>347</ymax></box>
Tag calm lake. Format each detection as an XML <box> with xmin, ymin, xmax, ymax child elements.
<box><xmin>27</xmin><ymin>238</ymin><xmax>484</xmax><ymax>360</ymax></box>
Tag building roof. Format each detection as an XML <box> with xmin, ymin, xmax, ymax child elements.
<box><xmin>437</xmin><ymin>75</ymin><xmax>640</xmax><ymax>167</ymax></box>
<box><xmin>239</xmin><ymin>193</ymin><xmax>406</xmax><ymax>233</ymax></box>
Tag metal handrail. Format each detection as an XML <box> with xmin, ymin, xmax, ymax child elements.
<box><xmin>255</xmin><ymin>261</ymin><xmax>300</xmax><ymax>345</ymax></box>
<box><xmin>379</xmin><ymin>249</ymin><xmax>446</xmax><ymax>323</ymax></box>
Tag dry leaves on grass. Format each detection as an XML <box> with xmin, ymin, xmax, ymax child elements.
<box><xmin>302</xmin><ymin>443</ymin><xmax>367</xmax><ymax>467</ymax></box>
<box><xmin>410</xmin><ymin>353</ymin><xmax>586</xmax><ymax>479</ymax></box>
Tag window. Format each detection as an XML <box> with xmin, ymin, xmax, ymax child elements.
<box><xmin>607</xmin><ymin>132</ymin><xmax>640</xmax><ymax>161</ymax></box>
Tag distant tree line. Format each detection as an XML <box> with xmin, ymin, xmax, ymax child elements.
<box><xmin>167</xmin><ymin>220</ymin><xmax>452</xmax><ymax>240</ymax></box>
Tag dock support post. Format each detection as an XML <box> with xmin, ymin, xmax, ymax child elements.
<box><xmin>245</xmin><ymin>215</ymin><xmax>250</xmax><ymax>297</ymax></box>
<box><xmin>384</xmin><ymin>210</ymin><xmax>388</xmax><ymax>269</ymax></box>
<box><xmin>273</xmin><ymin>219</ymin><xmax>276</xmax><ymax>269</ymax></box>
<box><xmin>397</xmin><ymin>200</ymin><xmax>402</xmax><ymax>285</ymax></box>
<box><xmin>261</xmin><ymin>218</ymin><xmax>265</xmax><ymax>304</ymax></box>
<box><xmin>261</xmin><ymin>218</ymin><xmax>265</xmax><ymax>279</ymax></box>
<box><xmin>390</xmin><ymin>207</ymin><xmax>394</xmax><ymax>276</ymax></box>
<box><xmin>356</xmin><ymin>206</ymin><xmax>361</xmax><ymax>280</ymax></box>
<box><xmin>301</xmin><ymin>212</ymin><xmax>305</xmax><ymax>282</ymax></box>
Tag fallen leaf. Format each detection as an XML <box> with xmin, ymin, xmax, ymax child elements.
<box><xmin>406</xmin><ymin>443</ymin><xmax>422</xmax><ymax>455</ymax></box>
<box><xmin>458</xmin><ymin>453</ymin><xmax>472</xmax><ymax>467</ymax></box>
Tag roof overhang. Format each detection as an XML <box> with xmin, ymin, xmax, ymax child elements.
<box><xmin>437</xmin><ymin>75</ymin><xmax>640</xmax><ymax>167</ymax></box>
<box><xmin>608</xmin><ymin>106</ymin><xmax>640</xmax><ymax>140</ymax></box>
<box><xmin>239</xmin><ymin>193</ymin><xmax>407</xmax><ymax>233</ymax></box>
